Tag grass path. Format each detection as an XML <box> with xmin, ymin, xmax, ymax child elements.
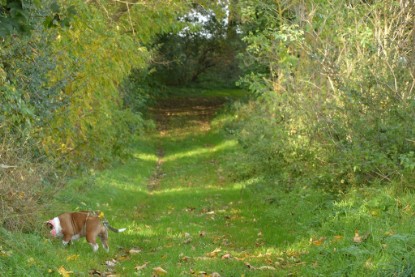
<box><xmin>112</xmin><ymin>92</ymin><xmax>289</xmax><ymax>276</ymax></box>
<box><xmin>18</xmin><ymin>89</ymin><xmax>289</xmax><ymax>276</ymax></box>
<box><xmin>4</xmin><ymin>89</ymin><xmax>415</xmax><ymax>276</ymax></box>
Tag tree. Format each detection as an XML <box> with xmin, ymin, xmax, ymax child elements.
<box><xmin>150</xmin><ymin>1</ymin><xmax>244</xmax><ymax>87</ymax></box>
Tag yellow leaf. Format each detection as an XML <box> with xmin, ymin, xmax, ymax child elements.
<box><xmin>153</xmin><ymin>266</ymin><xmax>168</xmax><ymax>276</ymax></box>
<box><xmin>98</xmin><ymin>211</ymin><xmax>105</xmax><ymax>219</ymax></box>
<box><xmin>58</xmin><ymin>266</ymin><xmax>73</xmax><ymax>277</ymax></box>
<box><xmin>135</xmin><ymin>262</ymin><xmax>148</xmax><ymax>271</ymax></box>
<box><xmin>310</xmin><ymin>237</ymin><xmax>325</xmax><ymax>246</ymax></box>
<box><xmin>129</xmin><ymin>248</ymin><xmax>141</xmax><ymax>254</ymax></box>
<box><xmin>258</xmin><ymin>266</ymin><xmax>276</xmax><ymax>270</ymax></box>
<box><xmin>66</xmin><ymin>254</ymin><xmax>79</xmax><ymax>261</ymax></box>
<box><xmin>206</xmin><ymin>247</ymin><xmax>221</xmax><ymax>257</ymax></box>
<box><xmin>353</xmin><ymin>229</ymin><xmax>362</xmax><ymax>243</ymax></box>
<box><xmin>221</xmin><ymin>253</ymin><xmax>231</xmax><ymax>259</ymax></box>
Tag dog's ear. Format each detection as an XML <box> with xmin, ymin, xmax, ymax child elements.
<box><xmin>45</xmin><ymin>221</ymin><xmax>53</xmax><ymax>230</ymax></box>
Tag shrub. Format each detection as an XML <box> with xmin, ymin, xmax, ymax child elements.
<box><xmin>0</xmin><ymin>136</ymin><xmax>61</xmax><ymax>232</ymax></box>
<box><xmin>232</xmin><ymin>0</ymin><xmax>415</xmax><ymax>188</ymax></box>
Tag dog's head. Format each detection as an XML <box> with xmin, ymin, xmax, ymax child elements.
<box><xmin>45</xmin><ymin>217</ymin><xmax>62</xmax><ymax>237</ymax></box>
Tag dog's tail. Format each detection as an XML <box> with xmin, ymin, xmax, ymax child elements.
<box><xmin>103</xmin><ymin>220</ymin><xmax>126</xmax><ymax>233</ymax></box>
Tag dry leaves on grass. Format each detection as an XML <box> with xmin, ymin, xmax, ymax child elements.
<box><xmin>58</xmin><ymin>266</ymin><xmax>73</xmax><ymax>276</ymax></box>
<box><xmin>105</xmin><ymin>259</ymin><xmax>117</xmax><ymax>267</ymax></box>
<box><xmin>135</xmin><ymin>262</ymin><xmax>149</xmax><ymax>271</ymax></box>
<box><xmin>153</xmin><ymin>266</ymin><xmax>168</xmax><ymax>276</ymax></box>
<box><xmin>128</xmin><ymin>248</ymin><xmax>142</xmax><ymax>254</ymax></box>
<box><xmin>309</xmin><ymin>237</ymin><xmax>326</xmax><ymax>246</ymax></box>
<box><xmin>206</xmin><ymin>247</ymin><xmax>221</xmax><ymax>257</ymax></box>
<box><xmin>184</xmin><ymin>232</ymin><xmax>192</xmax><ymax>244</ymax></box>
<box><xmin>353</xmin><ymin>230</ymin><xmax>371</xmax><ymax>243</ymax></box>
<box><xmin>189</xmin><ymin>268</ymin><xmax>221</xmax><ymax>277</ymax></box>
<box><xmin>66</xmin><ymin>254</ymin><xmax>79</xmax><ymax>261</ymax></box>
<box><xmin>245</xmin><ymin>263</ymin><xmax>276</xmax><ymax>271</ymax></box>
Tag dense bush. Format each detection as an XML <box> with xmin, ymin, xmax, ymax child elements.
<box><xmin>0</xmin><ymin>0</ymin><xmax>193</xmax><ymax>231</ymax></box>
<box><xmin>232</xmin><ymin>0</ymin><xmax>415</xmax><ymax>188</ymax></box>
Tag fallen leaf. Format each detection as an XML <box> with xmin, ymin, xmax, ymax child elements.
<box><xmin>310</xmin><ymin>237</ymin><xmax>326</xmax><ymax>246</ymax></box>
<box><xmin>199</xmin><ymin>231</ymin><xmax>206</xmax><ymax>237</ymax></box>
<box><xmin>135</xmin><ymin>262</ymin><xmax>148</xmax><ymax>271</ymax></box>
<box><xmin>58</xmin><ymin>266</ymin><xmax>73</xmax><ymax>277</ymax></box>
<box><xmin>153</xmin><ymin>266</ymin><xmax>168</xmax><ymax>276</ymax></box>
<box><xmin>185</xmin><ymin>207</ymin><xmax>196</xmax><ymax>212</ymax></box>
<box><xmin>117</xmin><ymin>255</ymin><xmax>130</xmax><ymax>261</ymax></box>
<box><xmin>221</xmin><ymin>253</ymin><xmax>231</xmax><ymax>259</ymax></box>
<box><xmin>88</xmin><ymin>269</ymin><xmax>101</xmax><ymax>276</ymax></box>
<box><xmin>184</xmin><ymin>232</ymin><xmax>192</xmax><ymax>244</ymax></box>
<box><xmin>195</xmin><ymin>256</ymin><xmax>213</xmax><ymax>261</ymax></box>
<box><xmin>333</xmin><ymin>235</ymin><xmax>343</xmax><ymax>241</ymax></box>
<box><xmin>105</xmin><ymin>259</ymin><xmax>117</xmax><ymax>267</ymax></box>
<box><xmin>245</xmin><ymin>262</ymin><xmax>254</xmax><ymax>269</ymax></box>
<box><xmin>129</xmin><ymin>248</ymin><xmax>142</xmax><ymax>254</ymax></box>
<box><xmin>206</xmin><ymin>248</ymin><xmax>221</xmax><ymax>257</ymax></box>
<box><xmin>181</xmin><ymin>256</ymin><xmax>191</xmax><ymax>262</ymax></box>
<box><xmin>66</xmin><ymin>254</ymin><xmax>79</xmax><ymax>261</ymax></box>
<box><xmin>211</xmin><ymin>272</ymin><xmax>221</xmax><ymax>277</ymax></box>
<box><xmin>258</xmin><ymin>266</ymin><xmax>276</xmax><ymax>270</ymax></box>
<box><xmin>353</xmin><ymin>230</ymin><xmax>370</xmax><ymax>243</ymax></box>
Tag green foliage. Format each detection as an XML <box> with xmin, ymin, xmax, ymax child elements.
<box><xmin>231</xmin><ymin>0</ymin><xmax>415</xmax><ymax>188</ymax></box>
<box><xmin>0</xmin><ymin>82</ymin><xmax>34</xmax><ymax>136</ymax></box>
<box><xmin>151</xmin><ymin>2</ymin><xmax>243</xmax><ymax>87</ymax></box>
<box><xmin>0</xmin><ymin>0</ymin><xmax>33</xmax><ymax>36</ymax></box>
<box><xmin>0</xmin><ymin>0</ymin><xmax>77</xmax><ymax>37</ymax></box>
<box><xmin>38</xmin><ymin>0</ymin><xmax>190</xmax><ymax>167</ymax></box>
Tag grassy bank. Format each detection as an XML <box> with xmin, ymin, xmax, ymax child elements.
<box><xmin>1</xmin><ymin>89</ymin><xmax>415</xmax><ymax>276</ymax></box>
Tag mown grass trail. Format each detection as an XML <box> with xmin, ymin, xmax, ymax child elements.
<box><xmin>4</xmin><ymin>89</ymin><xmax>414</xmax><ymax>276</ymax></box>
<box><xmin>8</xmin><ymin>89</ymin><xmax>287</xmax><ymax>276</ymax></box>
<box><xmin>109</xmin><ymin>90</ymin><xmax>291</xmax><ymax>276</ymax></box>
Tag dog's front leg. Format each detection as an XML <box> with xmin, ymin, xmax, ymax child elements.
<box><xmin>86</xmin><ymin>233</ymin><xmax>99</xmax><ymax>252</ymax></box>
<box><xmin>62</xmin><ymin>233</ymin><xmax>72</xmax><ymax>247</ymax></box>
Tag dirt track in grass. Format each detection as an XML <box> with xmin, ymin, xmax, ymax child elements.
<box><xmin>146</xmin><ymin>96</ymin><xmax>226</xmax><ymax>192</ymax></box>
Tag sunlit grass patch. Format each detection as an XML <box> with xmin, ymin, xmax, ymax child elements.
<box><xmin>163</xmin><ymin>139</ymin><xmax>238</xmax><ymax>162</ymax></box>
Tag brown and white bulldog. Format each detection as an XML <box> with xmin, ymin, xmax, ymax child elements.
<box><xmin>46</xmin><ymin>211</ymin><xmax>126</xmax><ymax>252</ymax></box>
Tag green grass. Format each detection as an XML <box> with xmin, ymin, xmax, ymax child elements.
<box><xmin>2</xmin><ymin>89</ymin><xmax>415</xmax><ymax>276</ymax></box>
